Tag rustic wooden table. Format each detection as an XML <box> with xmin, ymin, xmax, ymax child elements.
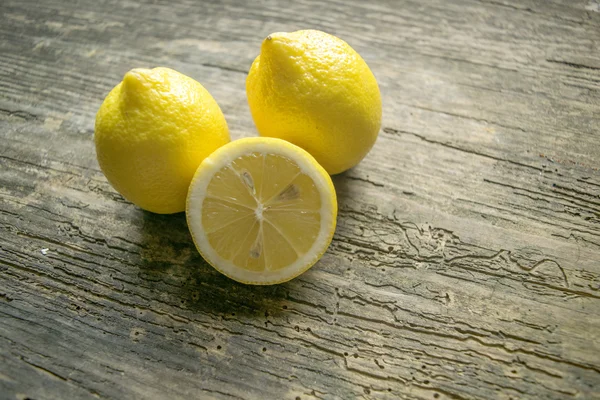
<box><xmin>1</xmin><ymin>0</ymin><xmax>600</xmax><ymax>399</ymax></box>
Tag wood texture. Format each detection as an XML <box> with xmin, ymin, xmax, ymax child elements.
<box><xmin>1</xmin><ymin>0</ymin><xmax>600</xmax><ymax>399</ymax></box>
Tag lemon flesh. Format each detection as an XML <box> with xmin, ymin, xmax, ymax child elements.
<box><xmin>187</xmin><ymin>137</ymin><xmax>337</xmax><ymax>285</ymax></box>
<box><xmin>95</xmin><ymin>67</ymin><xmax>230</xmax><ymax>214</ymax></box>
<box><xmin>246</xmin><ymin>30</ymin><xmax>382</xmax><ymax>175</ymax></box>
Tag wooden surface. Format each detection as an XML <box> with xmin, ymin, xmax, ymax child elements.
<box><xmin>1</xmin><ymin>0</ymin><xmax>600</xmax><ymax>399</ymax></box>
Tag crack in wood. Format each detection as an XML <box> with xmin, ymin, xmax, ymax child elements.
<box><xmin>383</xmin><ymin>127</ymin><xmax>543</xmax><ymax>172</ymax></box>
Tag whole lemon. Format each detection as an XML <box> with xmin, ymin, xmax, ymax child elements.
<box><xmin>95</xmin><ymin>67</ymin><xmax>230</xmax><ymax>214</ymax></box>
<box><xmin>246</xmin><ymin>30</ymin><xmax>382</xmax><ymax>175</ymax></box>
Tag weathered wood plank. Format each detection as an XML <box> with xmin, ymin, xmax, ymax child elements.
<box><xmin>1</xmin><ymin>0</ymin><xmax>599</xmax><ymax>399</ymax></box>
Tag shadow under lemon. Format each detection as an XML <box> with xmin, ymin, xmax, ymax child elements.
<box><xmin>331</xmin><ymin>169</ymin><xmax>359</xmax><ymax>202</ymax></box>
<box><xmin>131</xmin><ymin>167</ymin><xmax>367</xmax><ymax>315</ymax></box>
<box><xmin>137</xmin><ymin>209</ymin><xmax>291</xmax><ymax>317</ymax></box>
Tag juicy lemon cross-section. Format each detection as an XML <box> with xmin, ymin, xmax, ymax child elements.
<box><xmin>186</xmin><ymin>137</ymin><xmax>337</xmax><ymax>285</ymax></box>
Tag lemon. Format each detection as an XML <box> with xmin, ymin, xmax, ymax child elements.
<box><xmin>246</xmin><ymin>30</ymin><xmax>382</xmax><ymax>175</ymax></box>
<box><xmin>186</xmin><ymin>137</ymin><xmax>337</xmax><ymax>285</ymax></box>
<box><xmin>95</xmin><ymin>67</ymin><xmax>230</xmax><ymax>214</ymax></box>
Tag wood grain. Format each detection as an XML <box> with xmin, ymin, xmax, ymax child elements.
<box><xmin>1</xmin><ymin>0</ymin><xmax>599</xmax><ymax>399</ymax></box>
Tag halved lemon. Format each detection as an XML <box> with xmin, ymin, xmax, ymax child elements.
<box><xmin>186</xmin><ymin>137</ymin><xmax>337</xmax><ymax>285</ymax></box>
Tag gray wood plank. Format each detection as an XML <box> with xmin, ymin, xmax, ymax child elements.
<box><xmin>1</xmin><ymin>0</ymin><xmax>599</xmax><ymax>399</ymax></box>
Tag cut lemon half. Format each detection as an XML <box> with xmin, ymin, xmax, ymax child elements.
<box><xmin>186</xmin><ymin>137</ymin><xmax>337</xmax><ymax>285</ymax></box>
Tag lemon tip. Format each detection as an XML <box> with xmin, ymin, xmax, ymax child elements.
<box><xmin>122</xmin><ymin>68</ymin><xmax>154</xmax><ymax>93</ymax></box>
